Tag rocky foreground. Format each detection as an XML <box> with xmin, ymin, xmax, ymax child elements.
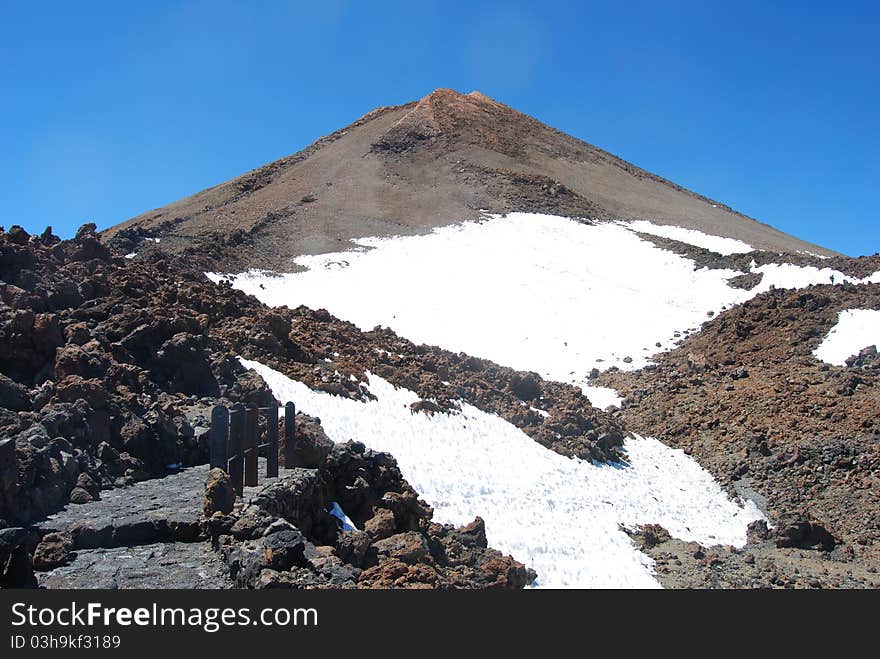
<box><xmin>1</xmin><ymin>223</ymin><xmax>623</xmax><ymax>588</ymax></box>
<box><xmin>27</xmin><ymin>429</ymin><xmax>533</xmax><ymax>590</ymax></box>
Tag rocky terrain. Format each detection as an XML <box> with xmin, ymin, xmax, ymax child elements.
<box><xmin>600</xmin><ymin>282</ymin><xmax>880</xmax><ymax>587</ymax></box>
<box><xmin>31</xmin><ymin>437</ymin><xmax>532</xmax><ymax>590</ymax></box>
<box><xmin>1</xmin><ymin>222</ymin><xmax>622</xmax><ymax>588</ymax></box>
<box><xmin>3</xmin><ymin>221</ymin><xmax>878</xmax><ymax>588</ymax></box>
<box><xmin>210</xmin><ymin>436</ymin><xmax>534</xmax><ymax>590</ymax></box>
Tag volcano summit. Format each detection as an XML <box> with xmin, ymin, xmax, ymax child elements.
<box><xmin>106</xmin><ymin>89</ymin><xmax>837</xmax><ymax>271</ymax></box>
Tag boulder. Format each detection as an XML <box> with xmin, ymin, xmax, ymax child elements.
<box><xmin>364</xmin><ymin>507</ymin><xmax>397</xmax><ymax>540</ymax></box>
<box><xmin>0</xmin><ymin>374</ymin><xmax>29</xmax><ymax>411</ymax></box>
<box><xmin>68</xmin><ymin>487</ymin><xmax>95</xmax><ymax>504</ymax></box>
<box><xmin>204</xmin><ymin>468</ymin><xmax>235</xmax><ymax>517</ymax></box>
<box><xmin>774</xmin><ymin>512</ymin><xmax>838</xmax><ymax>551</ymax></box>
<box><xmin>372</xmin><ymin>531</ymin><xmax>430</xmax><ymax>565</ymax></box>
<box><xmin>32</xmin><ymin>531</ymin><xmax>74</xmax><ymax>570</ymax></box>
<box><xmin>0</xmin><ymin>527</ymin><xmax>37</xmax><ymax>588</ymax></box>
<box><xmin>283</xmin><ymin>414</ymin><xmax>333</xmax><ymax>468</ymax></box>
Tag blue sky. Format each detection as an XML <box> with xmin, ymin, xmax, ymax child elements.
<box><xmin>1</xmin><ymin>1</ymin><xmax>877</xmax><ymax>256</ymax></box>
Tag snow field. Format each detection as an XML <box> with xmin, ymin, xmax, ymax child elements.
<box><xmin>242</xmin><ymin>359</ymin><xmax>763</xmax><ymax>588</ymax></box>
<box><xmin>210</xmin><ymin>213</ymin><xmax>880</xmax><ymax>385</ymax></box>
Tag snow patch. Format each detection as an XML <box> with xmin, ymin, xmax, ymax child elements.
<box><xmin>751</xmin><ymin>262</ymin><xmax>863</xmax><ymax>293</ymax></box>
<box><xmin>241</xmin><ymin>358</ymin><xmax>763</xmax><ymax>588</ymax></box>
<box><xmin>814</xmin><ymin>309</ymin><xmax>880</xmax><ymax>366</ymax></box>
<box><xmin>622</xmin><ymin>220</ymin><xmax>754</xmax><ymax>255</ymax></box>
<box><xmin>580</xmin><ymin>385</ymin><xmax>624</xmax><ymax>409</ymax></box>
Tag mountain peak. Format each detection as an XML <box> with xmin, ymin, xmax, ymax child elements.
<box><xmin>419</xmin><ymin>88</ymin><xmax>502</xmax><ymax>107</ymax></box>
<box><xmin>373</xmin><ymin>88</ymin><xmax>518</xmax><ymax>154</ymax></box>
<box><xmin>106</xmin><ymin>90</ymin><xmax>839</xmax><ymax>270</ymax></box>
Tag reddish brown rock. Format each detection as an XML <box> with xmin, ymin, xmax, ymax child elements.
<box><xmin>204</xmin><ymin>468</ymin><xmax>235</xmax><ymax>517</ymax></box>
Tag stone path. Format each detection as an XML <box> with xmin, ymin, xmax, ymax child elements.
<box><xmin>36</xmin><ymin>459</ymin><xmax>295</xmax><ymax>589</ymax></box>
<box><xmin>38</xmin><ymin>542</ymin><xmax>232</xmax><ymax>589</ymax></box>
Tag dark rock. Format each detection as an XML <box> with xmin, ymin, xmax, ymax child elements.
<box><xmin>0</xmin><ymin>374</ymin><xmax>29</xmax><ymax>411</ymax></box>
<box><xmin>639</xmin><ymin>523</ymin><xmax>671</xmax><ymax>549</ymax></box>
<box><xmin>112</xmin><ymin>519</ymin><xmax>159</xmax><ymax>546</ymax></box>
<box><xmin>747</xmin><ymin>519</ymin><xmax>770</xmax><ymax>544</ymax></box>
<box><xmin>262</xmin><ymin>528</ymin><xmax>307</xmax><ymax>571</ymax></box>
<box><xmin>845</xmin><ymin>345</ymin><xmax>879</xmax><ymax>368</ymax></box>
<box><xmin>70</xmin><ymin>521</ymin><xmax>114</xmax><ymax>549</ymax></box>
<box><xmin>509</xmin><ymin>371</ymin><xmax>542</xmax><ymax>400</ymax></box>
<box><xmin>68</xmin><ymin>487</ymin><xmax>95</xmax><ymax>504</ymax></box>
<box><xmin>0</xmin><ymin>526</ymin><xmax>36</xmax><ymax>588</ymax></box>
<box><xmin>774</xmin><ymin>512</ymin><xmax>838</xmax><ymax>551</ymax></box>
<box><xmin>336</xmin><ymin>530</ymin><xmax>372</xmax><ymax>568</ymax></box>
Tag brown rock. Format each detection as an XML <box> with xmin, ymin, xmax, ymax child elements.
<box><xmin>372</xmin><ymin>531</ymin><xmax>430</xmax><ymax>565</ymax></box>
<box><xmin>364</xmin><ymin>508</ymin><xmax>397</xmax><ymax>540</ymax></box>
<box><xmin>54</xmin><ymin>376</ymin><xmax>108</xmax><ymax>409</ymax></box>
<box><xmin>65</xmin><ymin>322</ymin><xmax>91</xmax><ymax>346</ymax></box>
<box><xmin>32</xmin><ymin>532</ymin><xmax>74</xmax><ymax>570</ymax></box>
<box><xmin>204</xmin><ymin>468</ymin><xmax>235</xmax><ymax>516</ymax></box>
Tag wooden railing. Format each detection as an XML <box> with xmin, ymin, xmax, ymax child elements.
<box><xmin>208</xmin><ymin>402</ymin><xmax>296</xmax><ymax>496</ymax></box>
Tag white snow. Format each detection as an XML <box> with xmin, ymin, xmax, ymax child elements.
<box><xmin>813</xmin><ymin>309</ymin><xmax>880</xmax><ymax>366</ymax></box>
<box><xmin>751</xmin><ymin>262</ymin><xmax>863</xmax><ymax>292</ymax></box>
<box><xmin>211</xmin><ymin>214</ymin><xmax>753</xmax><ymax>381</ymax></box>
<box><xmin>622</xmin><ymin>219</ymin><xmax>754</xmax><ymax>255</ymax></box>
<box><xmin>124</xmin><ymin>252</ymin><xmax>136</xmax><ymax>259</ymax></box>
<box><xmin>209</xmin><ymin>213</ymin><xmax>880</xmax><ymax>386</ymax></box>
<box><xmin>242</xmin><ymin>358</ymin><xmax>763</xmax><ymax>589</ymax></box>
<box><xmin>580</xmin><ymin>385</ymin><xmax>624</xmax><ymax>409</ymax></box>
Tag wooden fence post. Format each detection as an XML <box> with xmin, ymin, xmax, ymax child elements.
<box><xmin>209</xmin><ymin>405</ymin><xmax>229</xmax><ymax>470</ymax></box>
<box><xmin>228</xmin><ymin>403</ymin><xmax>245</xmax><ymax>496</ymax></box>
<box><xmin>266</xmin><ymin>405</ymin><xmax>279</xmax><ymax>478</ymax></box>
<box><xmin>284</xmin><ymin>401</ymin><xmax>296</xmax><ymax>468</ymax></box>
<box><xmin>245</xmin><ymin>405</ymin><xmax>259</xmax><ymax>487</ymax></box>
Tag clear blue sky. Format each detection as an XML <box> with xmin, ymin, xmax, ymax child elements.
<box><xmin>1</xmin><ymin>1</ymin><xmax>877</xmax><ymax>255</ymax></box>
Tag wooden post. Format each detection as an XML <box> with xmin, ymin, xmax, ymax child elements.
<box><xmin>228</xmin><ymin>404</ymin><xmax>245</xmax><ymax>496</ymax></box>
<box><xmin>266</xmin><ymin>405</ymin><xmax>279</xmax><ymax>478</ymax></box>
<box><xmin>245</xmin><ymin>405</ymin><xmax>258</xmax><ymax>487</ymax></box>
<box><xmin>284</xmin><ymin>401</ymin><xmax>296</xmax><ymax>468</ymax></box>
<box><xmin>209</xmin><ymin>405</ymin><xmax>229</xmax><ymax>470</ymax></box>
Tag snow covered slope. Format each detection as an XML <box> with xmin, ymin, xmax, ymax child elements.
<box><xmin>242</xmin><ymin>359</ymin><xmax>762</xmax><ymax>588</ymax></box>
<box><xmin>210</xmin><ymin>213</ymin><xmax>879</xmax><ymax>389</ymax></box>
<box><xmin>814</xmin><ymin>309</ymin><xmax>880</xmax><ymax>365</ymax></box>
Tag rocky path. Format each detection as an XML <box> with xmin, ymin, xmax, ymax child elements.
<box><xmin>39</xmin><ymin>541</ymin><xmax>231</xmax><ymax>589</ymax></box>
<box><xmin>36</xmin><ymin>459</ymin><xmax>293</xmax><ymax>589</ymax></box>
